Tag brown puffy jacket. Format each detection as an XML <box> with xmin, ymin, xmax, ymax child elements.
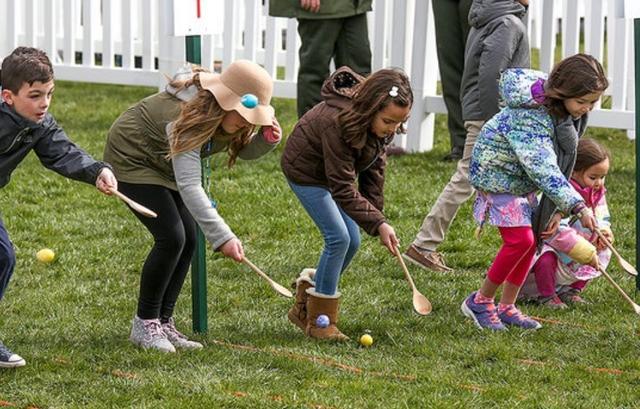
<box><xmin>281</xmin><ymin>67</ymin><xmax>391</xmax><ymax>236</ymax></box>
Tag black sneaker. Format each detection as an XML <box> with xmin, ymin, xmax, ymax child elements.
<box><xmin>386</xmin><ymin>145</ymin><xmax>407</xmax><ymax>156</ymax></box>
<box><xmin>442</xmin><ymin>146</ymin><xmax>463</xmax><ymax>162</ymax></box>
<box><xmin>0</xmin><ymin>341</ymin><xmax>26</xmax><ymax>368</ymax></box>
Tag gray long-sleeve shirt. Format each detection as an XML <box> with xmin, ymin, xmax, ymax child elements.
<box><xmin>172</xmin><ymin>149</ymin><xmax>235</xmax><ymax>250</ymax></box>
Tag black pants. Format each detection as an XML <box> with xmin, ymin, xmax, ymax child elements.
<box><xmin>119</xmin><ymin>182</ymin><xmax>197</xmax><ymax>320</ymax></box>
<box><xmin>297</xmin><ymin>13</ymin><xmax>372</xmax><ymax>118</ymax></box>
<box><xmin>433</xmin><ymin>0</ymin><xmax>472</xmax><ymax>152</ymax></box>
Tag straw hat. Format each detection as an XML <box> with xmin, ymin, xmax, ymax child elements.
<box><xmin>199</xmin><ymin>60</ymin><xmax>274</xmax><ymax>126</ymax></box>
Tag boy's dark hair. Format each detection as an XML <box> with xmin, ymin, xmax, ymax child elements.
<box><xmin>574</xmin><ymin>138</ymin><xmax>610</xmax><ymax>172</ymax></box>
<box><xmin>339</xmin><ymin>68</ymin><xmax>413</xmax><ymax>148</ymax></box>
<box><xmin>0</xmin><ymin>47</ymin><xmax>54</xmax><ymax>93</ymax></box>
<box><xmin>543</xmin><ymin>53</ymin><xmax>608</xmax><ymax>119</ymax></box>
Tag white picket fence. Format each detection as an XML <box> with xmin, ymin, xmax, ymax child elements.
<box><xmin>0</xmin><ymin>0</ymin><xmax>636</xmax><ymax>150</ymax></box>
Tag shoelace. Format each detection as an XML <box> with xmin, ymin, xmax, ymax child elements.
<box><xmin>502</xmin><ymin>306</ymin><xmax>528</xmax><ymax>322</ymax></box>
<box><xmin>143</xmin><ymin>320</ymin><xmax>164</xmax><ymax>338</ymax></box>
<box><xmin>0</xmin><ymin>343</ymin><xmax>12</xmax><ymax>358</ymax></box>
<box><xmin>163</xmin><ymin>322</ymin><xmax>186</xmax><ymax>340</ymax></box>
<box><xmin>481</xmin><ymin>303</ymin><xmax>502</xmax><ymax>325</ymax></box>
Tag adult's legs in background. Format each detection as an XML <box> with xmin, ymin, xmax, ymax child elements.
<box><xmin>297</xmin><ymin>18</ymin><xmax>343</xmax><ymax>118</ymax></box>
<box><xmin>432</xmin><ymin>0</ymin><xmax>472</xmax><ymax>160</ymax></box>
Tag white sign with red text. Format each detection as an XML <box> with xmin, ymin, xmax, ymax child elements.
<box><xmin>173</xmin><ymin>0</ymin><xmax>216</xmax><ymax>36</ymax></box>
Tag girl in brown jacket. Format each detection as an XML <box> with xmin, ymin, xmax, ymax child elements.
<box><xmin>281</xmin><ymin>67</ymin><xmax>413</xmax><ymax>340</ymax></box>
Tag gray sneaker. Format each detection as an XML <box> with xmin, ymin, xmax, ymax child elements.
<box><xmin>130</xmin><ymin>316</ymin><xmax>176</xmax><ymax>353</ymax></box>
<box><xmin>161</xmin><ymin>318</ymin><xmax>203</xmax><ymax>350</ymax></box>
<box><xmin>403</xmin><ymin>245</ymin><xmax>454</xmax><ymax>273</ymax></box>
<box><xmin>0</xmin><ymin>341</ymin><xmax>26</xmax><ymax>368</ymax></box>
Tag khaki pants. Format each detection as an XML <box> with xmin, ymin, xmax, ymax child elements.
<box><xmin>413</xmin><ymin>120</ymin><xmax>484</xmax><ymax>251</ymax></box>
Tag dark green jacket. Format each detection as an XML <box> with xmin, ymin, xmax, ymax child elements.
<box><xmin>268</xmin><ymin>0</ymin><xmax>372</xmax><ymax>19</ymax></box>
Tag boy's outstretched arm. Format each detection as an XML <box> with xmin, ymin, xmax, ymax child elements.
<box><xmin>33</xmin><ymin>117</ymin><xmax>114</xmax><ymax>190</ymax></box>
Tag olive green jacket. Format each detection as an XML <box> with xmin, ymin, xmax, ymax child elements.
<box><xmin>104</xmin><ymin>88</ymin><xmax>275</xmax><ymax>191</ymax></box>
<box><xmin>268</xmin><ymin>0</ymin><xmax>372</xmax><ymax>19</ymax></box>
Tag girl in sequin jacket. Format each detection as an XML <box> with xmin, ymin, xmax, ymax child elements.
<box><xmin>461</xmin><ymin>54</ymin><xmax>608</xmax><ymax>331</ymax></box>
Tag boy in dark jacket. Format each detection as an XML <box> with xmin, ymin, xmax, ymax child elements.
<box><xmin>0</xmin><ymin>47</ymin><xmax>116</xmax><ymax>368</ymax></box>
<box><xmin>405</xmin><ymin>0</ymin><xmax>529</xmax><ymax>272</ymax></box>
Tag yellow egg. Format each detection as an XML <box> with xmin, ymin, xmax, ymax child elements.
<box><xmin>36</xmin><ymin>248</ymin><xmax>55</xmax><ymax>263</ymax></box>
<box><xmin>359</xmin><ymin>334</ymin><xmax>373</xmax><ymax>347</ymax></box>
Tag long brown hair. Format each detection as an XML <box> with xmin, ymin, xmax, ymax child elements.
<box><xmin>338</xmin><ymin>68</ymin><xmax>413</xmax><ymax>148</ymax></box>
<box><xmin>168</xmin><ymin>69</ymin><xmax>253</xmax><ymax>167</ymax></box>
<box><xmin>574</xmin><ymin>138</ymin><xmax>610</xmax><ymax>172</ymax></box>
<box><xmin>543</xmin><ymin>53</ymin><xmax>608</xmax><ymax>119</ymax></box>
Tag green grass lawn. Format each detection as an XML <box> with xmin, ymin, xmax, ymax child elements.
<box><xmin>0</xmin><ymin>80</ymin><xmax>638</xmax><ymax>408</ymax></box>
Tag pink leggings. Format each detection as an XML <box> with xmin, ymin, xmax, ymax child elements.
<box><xmin>487</xmin><ymin>226</ymin><xmax>537</xmax><ymax>287</ymax></box>
<box><xmin>532</xmin><ymin>252</ymin><xmax>587</xmax><ymax>297</ymax></box>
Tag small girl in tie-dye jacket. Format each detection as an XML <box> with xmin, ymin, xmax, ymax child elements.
<box><xmin>520</xmin><ymin>138</ymin><xmax>612</xmax><ymax>308</ymax></box>
<box><xmin>461</xmin><ymin>54</ymin><xmax>609</xmax><ymax>331</ymax></box>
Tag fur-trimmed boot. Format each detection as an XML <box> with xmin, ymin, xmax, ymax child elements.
<box><xmin>305</xmin><ymin>289</ymin><xmax>349</xmax><ymax>341</ymax></box>
<box><xmin>287</xmin><ymin>268</ymin><xmax>316</xmax><ymax>332</ymax></box>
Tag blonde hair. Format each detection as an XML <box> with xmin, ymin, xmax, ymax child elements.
<box><xmin>168</xmin><ymin>68</ymin><xmax>254</xmax><ymax>167</ymax></box>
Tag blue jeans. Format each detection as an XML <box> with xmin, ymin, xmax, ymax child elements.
<box><xmin>288</xmin><ymin>181</ymin><xmax>360</xmax><ymax>295</ymax></box>
<box><xmin>0</xmin><ymin>216</ymin><xmax>16</xmax><ymax>301</ymax></box>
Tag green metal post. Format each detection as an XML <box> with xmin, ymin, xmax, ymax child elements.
<box><xmin>635</xmin><ymin>19</ymin><xmax>640</xmax><ymax>291</ymax></box>
<box><xmin>185</xmin><ymin>35</ymin><xmax>208</xmax><ymax>332</ymax></box>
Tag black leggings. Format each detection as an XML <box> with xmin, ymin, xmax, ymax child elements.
<box><xmin>119</xmin><ymin>182</ymin><xmax>197</xmax><ymax>320</ymax></box>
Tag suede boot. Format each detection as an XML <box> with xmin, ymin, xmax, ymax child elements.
<box><xmin>287</xmin><ymin>268</ymin><xmax>315</xmax><ymax>332</ymax></box>
<box><xmin>305</xmin><ymin>289</ymin><xmax>349</xmax><ymax>341</ymax></box>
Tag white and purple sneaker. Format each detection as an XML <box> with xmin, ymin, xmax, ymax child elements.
<box><xmin>161</xmin><ymin>318</ymin><xmax>203</xmax><ymax>350</ymax></box>
<box><xmin>461</xmin><ymin>292</ymin><xmax>506</xmax><ymax>331</ymax></box>
<box><xmin>130</xmin><ymin>316</ymin><xmax>176</xmax><ymax>353</ymax></box>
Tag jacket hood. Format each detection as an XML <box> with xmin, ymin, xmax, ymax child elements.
<box><xmin>570</xmin><ymin>178</ymin><xmax>606</xmax><ymax>208</ymax></box>
<box><xmin>165</xmin><ymin>64</ymin><xmax>198</xmax><ymax>102</ymax></box>
<box><xmin>499</xmin><ymin>68</ymin><xmax>548</xmax><ymax>109</ymax></box>
<box><xmin>320</xmin><ymin>66</ymin><xmax>366</xmax><ymax>109</ymax></box>
<box><xmin>468</xmin><ymin>0</ymin><xmax>527</xmax><ymax>28</ymax></box>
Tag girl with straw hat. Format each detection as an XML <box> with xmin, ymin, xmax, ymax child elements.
<box><xmin>104</xmin><ymin>60</ymin><xmax>281</xmax><ymax>352</ymax></box>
